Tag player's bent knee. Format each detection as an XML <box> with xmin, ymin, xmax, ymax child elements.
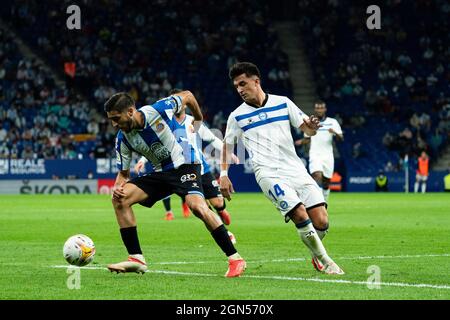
<box><xmin>185</xmin><ymin>196</ymin><xmax>209</xmax><ymax>216</ymax></box>
<box><xmin>309</xmin><ymin>206</ymin><xmax>329</xmax><ymax>229</ymax></box>
<box><xmin>289</xmin><ymin>205</ymin><xmax>309</xmax><ymax>224</ymax></box>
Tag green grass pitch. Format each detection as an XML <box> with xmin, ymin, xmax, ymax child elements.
<box><xmin>0</xmin><ymin>193</ymin><xmax>449</xmax><ymax>300</ymax></box>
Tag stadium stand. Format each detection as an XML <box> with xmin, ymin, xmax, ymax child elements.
<box><xmin>0</xmin><ymin>0</ymin><xmax>448</xmax><ymax>182</ymax></box>
<box><xmin>0</xmin><ymin>0</ymin><xmax>292</xmax><ymax>159</ymax></box>
<box><xmin>297</xmin><ymin>0</ymin><xmax>449</xmax><ymax>173</ymax></box>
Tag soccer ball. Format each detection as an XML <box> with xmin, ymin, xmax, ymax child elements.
<box><xmin>63</xmin><ymin>234</ymin><xmax>96</xmax><ymax>266</ymax></box>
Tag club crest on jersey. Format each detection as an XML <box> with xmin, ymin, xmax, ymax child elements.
<box><xmin>181</xmin><ymin>173</ymin><xmax>197</xmax><ymax>183</ymax></box>
<box><xmin>155</xmin><ymin>121</ymin><xmax>164</xmax><ymax>132</ymax></box>
<box><xmin>258</xmin><ymin>112</ymin><xmax>268</xmax><ymax>121</ymax></box>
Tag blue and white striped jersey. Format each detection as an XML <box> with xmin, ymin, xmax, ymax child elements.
<box><xmin>139</xmin><ymin>114</ymin><xmax>223</xmax><ymax>175</ymax></box>
<box><xmin>115</xmin><ymin>96</ymin><xmax>185</xmax><ymax>172</ymax></box>
<box><xmin>224</xmin><ymin>94</ymin><xmax>308</xmax><ymax>182</ymax></box>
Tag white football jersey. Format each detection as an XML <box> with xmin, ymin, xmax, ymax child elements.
<box><xmin>224</xmin><ymin>94</ymin><xmax>308</xmax><ymax>182</ymax></box>
<box><xmin>306</xmin><ymin>117</ymin><xmax>342</xmax><ymax>157</ymax></box>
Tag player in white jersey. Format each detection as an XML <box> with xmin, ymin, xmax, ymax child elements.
<box><xmin>296</xmin><ymin>101</ymin><xmax>343</xmax><ymax>202</ymax></box>
<box><xmin>220</xmin><ymin>62</ymin><xmax>344</xmax><ymax>275</ymax></box>
<box><xmin>104</xmin><ymin>91</ymin><xmax>245</xmax><ymax>277</ymax></box>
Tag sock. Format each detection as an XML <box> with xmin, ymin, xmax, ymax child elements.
<box><xmin>211</xmin><ymin>224</ymin><xmax>237</xmax><ymax>257</ymax></box>
<box><xmin>228</xmin><ymin>252</ymin><xmax>242</xmax><ymax>260</ymax></box>
<box><xmin>322</xmin><ymin>188</ymin><xmax>330</xmax><ymax>202</ymax></box>
<box><xmin>214</xmin><ymin>201</ymin><xmax>226</xmax><ymax>214</ymax></box>
<box><xmin>296</xmin><ymin>219</ymin><xmax>331</xmax><ymax>264</ymax></box>
<box><xmin>120</xmin><ymin>226</ymin><xmax>143</xmax><ymax>255</ymax></box>
<box><xmin>163</xmin><ymin>197</ymin><xmax>171</xmax><ymax>212</ymax></box>
<box><xmin>421</xmin><ymin>183</ymin><xmax>426</xmax><ymax>193</ymax></box>
<box><xmin>414</xmin><ymin>182</ymin><xmax>419</xmax><ymax>193</ymax></box>
<box><xmin>314</xmin><ymin>223</ymin><xmax>329</xmax><ymax>240</ymax></box>
<box><xmin>129</xmin><ymin>254</ymin><xmax>146</xmax><ymax>264</ymax></box>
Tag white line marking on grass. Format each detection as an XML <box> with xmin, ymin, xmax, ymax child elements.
<box><xmin>49</xmin><ymin>265</ymin><xmax>450</xmax><ymax>290</ymax></box>
<box><xmin>51</xmin><ymin>265</ymin><xmax>107</xmax><ymax>270</ymax></box>
<box><xmin>151</xmin><ymin>253</ymin><xmax>450</xmax><ymax>265</ymax></box>
<box><xmin>49</xmin><ymin>253</ymin><xmax>449</xmax><ymax>267</ymax></box>
<box><xmin>150</xmin><ymin>270</ymin><xmax>450</xmax><ymax>290</ymax></box>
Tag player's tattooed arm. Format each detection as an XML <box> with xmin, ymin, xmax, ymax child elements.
<box><xmin>300</xmin><ymin>115</ymin><xmax>321</xmax><ymax>136</ymax></box>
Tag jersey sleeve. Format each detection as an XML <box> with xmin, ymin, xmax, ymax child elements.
<box><xmin>198</xmin><ymin>123</ymin><xmax>223</xmax><ymax>151</ymax></box>
<box><xmin>333</xmin><ymin>119</ymin><xmax>343</xmax><ymax>135</ymax></box>
<box><xmin>139</xmin><ymin>155</ymin><xmax>148</xmax><ymax>164</ymax></box>
<box><xmin>151</xmin><ymin>96</ymin><xmax>183</xmax><ymax>115</ymax></box>
<box><xmin>115</xmin><ymin>132</ymin><xmax>132</xmax><ymax>171</ymax></box>
<box><xmin>224</xmin><ymin>113</ymin><xmax>242</xmax><ymax>145</ymax></box>
<box><xmin>286</xmin><ymin>98</ymin><xmax>306</xmax><ymax>128</ymax></box>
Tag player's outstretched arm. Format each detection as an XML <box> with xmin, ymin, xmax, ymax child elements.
<box><xmin>219</xmin><ymin>142</ymin><xmax>235</xmax><ymax>201</ymax></box>
<box><xmin>300</xmin><ymin>115</ymin><xmax>321</xmax><ymax>136</ymax></box>
<box><xmin>173</xmin><ymin>91</ymin><xmax>203</xmax><ymax>128</ymax></box>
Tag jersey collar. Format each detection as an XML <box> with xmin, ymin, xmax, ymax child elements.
<box><xmin>246</xmin><ymin>93</ymin><xmax>269</xmax><ymax>109</ymax></box>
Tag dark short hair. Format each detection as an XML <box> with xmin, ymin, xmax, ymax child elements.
<box><xmin>104</xmin><ymin>92</ymin><xmax>135</xmax><ymax>113</ymax></box>
<box><xmin>314</xmin><ymin>100</ymin><xmax>326</xmax><ymax>107</ymax></box>
<box><xmin>228</xmin><ymin>62</ymin><xmax>261</xmax><ymax>81</ymax></box>
<box><xmin>169</xmin><ymin>88</ymin><xmax>183</xmax><ymax>95</ymax></box>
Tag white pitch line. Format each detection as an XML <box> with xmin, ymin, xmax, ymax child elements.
<box><xmin>50</xmin><ymin>253</ymin><xmax>450</xmax><ymax>269</ymax></box>
<box><xmin>150</xmin><ymin>270</ymin><xmax>450</xmax><ymax>290</ymax></box>
<box><xmin>141</xmin><ymin>253</ymin><xmax>450</xmax><ymax>265</ymax></box>
<box><xmin>49</xmin><ymin>266</ymin><xmax>450</xmax><ymax>290</ymax></box>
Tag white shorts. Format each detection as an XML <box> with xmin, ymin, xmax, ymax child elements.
<box><xmin>416</xmin><ymin>174</ymin><xmax>428</xmax><ymax>182</ymax></box>
<box><xmin>309</xmin><ymin>155</ymin><xmax>334</xmax><ymax>178</ymax></box>
<box><xmin>258</xmin><ymin>174</ymin><xmax>325</xmax><ymax>221</ymax></box>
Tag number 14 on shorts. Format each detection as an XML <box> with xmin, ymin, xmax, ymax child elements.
<box><xmin>268</xmin><ymin>184</ymin><xmax>285</xmax><ymax>201</ymax></box>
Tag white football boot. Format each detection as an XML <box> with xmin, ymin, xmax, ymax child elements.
<box><xmin>107</xmin><ymin>256</ymin><xmax>148</xmax><ymax>274</ymax></box>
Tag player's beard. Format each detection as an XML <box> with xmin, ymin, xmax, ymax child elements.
<box><xmin>121</xmin><ymin>118</ymin><xmax>134</xmax><ymax>133</ymax></box>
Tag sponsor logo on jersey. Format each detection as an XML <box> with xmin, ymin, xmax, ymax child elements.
<box><xmin>192</xmin><ymin>182</ymin><xmax>199</xmax><ymax>188</ymax></box>
<box><xmin>181</xmin><ymin>173</ymin><xmax>197</xmax><ymax>183</ymax></box>
<box><xmin>150</xmin><ymin>142</ymin><xmax>170</xmax><ymax>161</ymax></box>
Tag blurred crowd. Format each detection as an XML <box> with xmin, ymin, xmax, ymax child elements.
<box><xmin>0</xmin><ymin>0</ymin><xmax>448</xmax><ymax>174</ymax></box>
<box><xmin>0</xmin><ymin>0</ymin><xmax>291</xmax><ymax>159</ymax></box>
<box><xmin>298</xmin><ymin>0</ymin><xmax>449</xmax><ymax>171</ymax></box>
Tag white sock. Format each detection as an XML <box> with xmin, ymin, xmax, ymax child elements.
<box><xmin>323</xmin><ymin>188</ymin><xmax>330</xmax><ymax>202</ymax></box>
<box><xmin>130</xmin><ymin>254</ymin><xmax>146</xmax><ymax>264</ymax></box>
<box><xmin>414</xmin><ymin>182</ymin><xmax>419</xmax><ymax>193</ymax></box>
<box><xmin>296</xmin><ymin>219</ymin><xmax>331</xmax><ymax>264</ymax></box>
<box><xmin>421</xmin><ymin>183</ymin><xmax>426</xmax><ymax>193</ymax></box>
<box><xmin>229</xmin><ymin>252</ymin><xmax>242</xmax><ymax>260</ymax></box>
<box><xmin>315</xmin><ymin>227</ymin><xmax>328</xmax><ymax>240</ymax></box>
